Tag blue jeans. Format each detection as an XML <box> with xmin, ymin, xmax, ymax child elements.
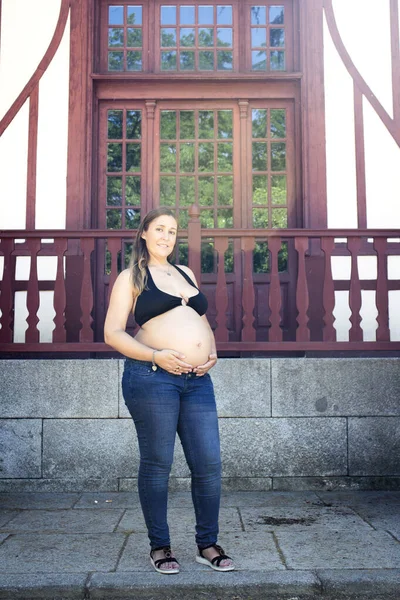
<box><xmin>122</xmin><ymin>358</ymin><xmax>222</xmax><ymax>550</ymax></box>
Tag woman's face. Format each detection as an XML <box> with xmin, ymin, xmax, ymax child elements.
<box><xmin>141</xmin><ymin>214</ymin><xmax>178</xmax><ymax>261</ymax></box>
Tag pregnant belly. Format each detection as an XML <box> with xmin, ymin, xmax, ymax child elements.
<box><xmin>135</xmin><ymin>306</ymin><xmax>212</xmax><ymax>367</ymax></box>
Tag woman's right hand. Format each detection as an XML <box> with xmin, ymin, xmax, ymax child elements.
<box><xmin>154</xmin><ymin>349</ymin><xmax>193</xmax><ymax>374</ymax></box>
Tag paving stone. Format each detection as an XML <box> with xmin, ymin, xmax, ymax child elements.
<box><xmin>349</xmin><ymin>417</ymin><xmax>400</xmax><ymax>475</ymax></box>
<box><xmin>0</xmin><ymin>532</ymin><xmax>126</xmax><ymax>573</ymax></box>
<box><xmin>0</xmin><ymin>419</ymin><xmax>42</xmax><ymax>478</ymax></box>
<box><xmin>0</xmin><ymin>510</ymin><xmax>19</xmax><ymax>527</ymax></box>
<box><xmin>240</xmin><ymin>504</ymin><xmax>372</xmax><ymax>532</ymax></box>
<box><xmin>0</xmin><ymin>533</ymin><xmax>9</xmax><ymax>544</ymax></box>
<box><xmin>42</xmin><ymin>420</ymin><xmax>138</xmax><ymax>478</ymax></box>
<box><xmin>316</xmin><ymin>569</ymin><xmax>400</xmax><ymax>599</ymax></box>
<box><xmin>220</xmin><ymin>491</ymin><xmax>321</xmax><ymax>508</ymax></box>
<box><xmin>221</xmin><ymin>477</ymin><xmax>273</xmax><ymax>491</ymax></box>
<box><xmin>219</xmin><ymin>417</ymin><xmax>347</xmax><ymax>477</ymax></box>
<box><xmin>0</xmin><ymin>359</ymin><xmax>120</xmax><ymax>418</ymax></box>
<box><xmin>0</xmin><ymin>478</ymin><xmax>119</xmax><ymax>492</ymax></box>
<box><xmin>316</xmin><ymin>490</ymin><xmax>400</xmax><ymax>506</ymax></box>
<box><xmin>275</xmin><ymin>528</ymin><xmax>400</xmax><ymax>569</ymax></box>
<box><xmin>350</xmin><ymin>502</ymin><xmax>400</xmax><ymax>540</ymax></box>
<box><xmin>117</xmin><ymin>506</ymin><xmax>242</xmax><ymax>535</ymax></box>
<box><xmin>0</xmin><ymin>492</ymin><xmax>80</xmax><ymax>509</ymax></box>
<box><xmin>0</xmin><ymin>573</ymin><xmax>88</xmax><ymax>599</ymax></box>
<box><xmin>1</xmin><ymin>508</ymin><xmax>124</xmax><ymax>533</ymax></box>
<box><xmin>273</xmin><ymin>476</ymin><xmax>400</xmax><ymax>491</ymax></box>
<box><xmin>74</xmin><ymin>491</ymin><xmax>138</xmax><ymax>509</ymax></box>
<box><xmin>271</xmin><ymin>358</ymin><xmax>400</xmax><ymax>416</ymax></box>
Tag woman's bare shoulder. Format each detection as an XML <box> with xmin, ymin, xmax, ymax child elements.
<box><xmin>114</xmin><ymin>268</ymin><xmax>137</xmax><ymax>295</ymax></box>
<box><xmin>176</xmin><ymin>264</ymin><xmax>198</xmax><ymax>284</ymax></box>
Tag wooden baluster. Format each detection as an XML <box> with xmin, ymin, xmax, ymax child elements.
<box><xmin>241</xmin><ymin>236</ymin><xmax>256</xmax><ymax>342</ymax></box>
<box><xmin>79</xmin><ymin>237</ymin><xmax>94</xmax><ymax>342</ymax></box>
<box><xmin>214</xmin><ymin>237</ymin><xmax>229</xmax><ymax>343</ymax></box>
<box><xmin>188</xmin><ymin>204</ymin><xmax>201</xmax><ymax>285</ymax></box>
<box><xmin>321</xmin><ymin>237</ymin><xmax>336</xmax><ymax>342</ymax></box>
<box><xmin>52</xmin><ymin>238</ymin><xmax>68</xmax><ymax>342</ymax></box>
<box><xmin>268</xmin><ymin>236</ymin><xmax>282</xmax><ymax>342</ymax></box>
<box><xmin>348</xmin><ymin>237</ymin><xmax>363</xmax><ymax>341</ymax></box>
<box><xmin>107</xmin><ymin>238</ymin><xmax>121</xmax><ymax>304</ymax></box>
<box><xmin>295</xmin><ymin>236</ymin><xmax>310</xmax><ymax>341</ymax></box>
<box><xmin>25</xmin><ymin>238</ymin><xmax>41</xmax><ymax>343</ymax></box>
<box><xmin>0</xmin><ymin>238</ymin><xmax>15</xmax><ymax>342</ymax></box>
<box><xmin>374</xmin><ymin>237</ymin><xmax>390</xmax><ymax>341</ymax></box>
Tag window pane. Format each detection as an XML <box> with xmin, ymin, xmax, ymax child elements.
<box><xmin>270</xmin><ymin>109</ymin><xmax>286</xmax><ymax>138</ymax></box>
<box><xmin>108</xmin><ymin>110</ymin><xmax>123</xmax><ymax>139</ymax></box>
<box><xmin>108</xmin><ymin>51</ymin><xmax>124</xmax><ymax>70</ymax></box>
<box><xmin>252</xmin><ymin>50</ymin><xmax>266</xmax><ymax>70</ymax></box>
<box><xmin>252</xmin><ymin>142</ymin><xmax>267</xmax><ymax>171</ymax></box>
<box><xmin>127</xmin><ymin>28</ymin><xmax>142</xmax><ymax>47</ymax></box>
<box><xmin>217</xmin><ymin>51</ymin><xmax>233</xmax><ymax>70</ymax></box>
<box><xmin>199</xmin><ymin>111</ymin><xmax>214</xmax><ymax>139</ymax></box>
<box><xmin>272</xmin><ymin>208</ymin><xmax>287</xmax><ymax>228</ymax></box>
<box><xmin>217</xmin><ymin>142</ymin><xmax>233</xmax><ymax>171</ymax></box>
<box><xmin>126</xmin><ymin>176</ymin><xmax>141</xmax><ymax>205</ymax></box>
<box><xmin>200</xmin><ymin>209</ymin><xmax>215</xmax><ymax>228</ymax></box>
<box><xmin>161</xmin><ymin>5</ymin><xmax>176</xmax><ymax>25</ymax></box>
<box><xmin>107</xmin><ymin>177</ymin><xmax>122</xmax><ymax>205</ymax></box>
<box><xmin>180</xmin><ymin>51</ymin><xmax>195</xmax><ymax>70</ymax></box>
<box><xmin>217</xmin><ymin>175</ymin><xmax>233</xmax><ymax>205</ymax></box>
<box><xmin>252</xmin><ymin>109</ymin><xmax>267</xmax><ymax>138</ymax></box>
<box><xmin>180</xmin><ymin>111</ymin><xmax>195</xmax><ymax>139</ymax></box>
<box><xmin>180</xmin><ymin>176</ymin><xmax>195</xmax><ymax>205</ymax></box>
<box><xmin>199</xmin><ymin>5</ymin><xmax>214</xmax><ymax>24</ymax></box>
<box><xmin>271</xmin><ymin>142</ymin><xmax>286</xmax><ymax>170</ymax></box>
<box><xmin>160</xmin><ymin>176</ymin><xmax>177</xmax><ymax>205</ymax></box>
<box><xmin>216</xmin><ymin>28</ymin><xmax>232</xmax><ymax>46</ymax></box>
<box><xmin>217</xmin><ymin>5</ymin><xmax>232</xmax><ymax>25</ymax></box>
<box><xmin>253</xmin><ymin>208</ymin><xmax>268</xmax><ymax>228</ymax></box>
<box><xmin>127</xmin><ymin>51</ymin><xmax>142</xmax><ymax>70</ymax></box>
<box><xmin>251</xmin><ymin>6</ymin><xmax>266</xmax><ymax>25</ymax></box>
<box><xmin>252</xmin><ymin>175</ymin><xmax>268</xmax><ymax>205</ymax></box>
<box><xmin>199</xmin><ymin>50</ymin><xmax>214</xmax><ymax>69</ymax></box>
<box><xmin>218</xmin><ymin>111</ymin><xmax>232</xmax><ymax>138</ymax></box>
<box><xmin>160</xmin><ymin>144</ymin><xmax>177</xmax><ymax>172</ymax></box>
<box><xmin>161</xmin><ymin>111</ymin><xmax>177</xmax><ymax>140</ymax></box>
<box><xmin>107</xmin><ymin>143</ymin><xmax>122</xmax><ymax>171</ymax></box>
<box><xmin>217</xmin><ymin>208</ymin><xmax>233</xmax><ymax>228</ymax></box>
<box><xmin>161</xmin><ymin>51</ymin><xmax>177</xmax><ymax>70</ymax></box>
<box><xmin>180</xmin><ymin>5</ymin><xmax>195</xmax><ymax>24</ymax></box>
<box><xmin>270</xmin><ymin>6</ymin><xmax>284</xmax><ymax>24</ymax></box>
<box><xmin>199</xmin><ymin>176</ymin><xmax>214</xmax><ymax>206</ymax></box>
<box><xmin>270</xmin><ymin>28</ymin><xmax>285</xmax><ymax>47</ymax></box>
<box><xmin>127</xmin><ymin>6</ymin><xmax>142</xmax><ymax>25</ymax></box>
<box><xmin>180</xmin><ymin>28</ymin><xmax>195</xmax><ymax>46</ymax></box>
<box><xmin>161</xmin><ymin>28</ymin><xmax>177</xmax><ymax>47</ymax></box>
<box><xmin>109</xmin><ymin>28</ymin><xmax>124</xmax><ymax>47</ymax></box>
<box><xmin>109</xmin><ymin>6</ymin><xmax>123</xmax><ymax>25</ymax></box>
<box><xmin>126</xmin><ymin>144</ymin><xmax>141</xmax><ymax>171</ymax></box>
<box><xmin>251</xmin><ymin>28</ymin><xmax>266</xmax><ymax>47</ymax></box>
<box><xmin>271</xmin><ymin>175</ymin><xmax>287</xmax><ymax>205</ymax></box>
<box><xmin>126</xmin><ymin>208</ymin><xmax>141</xmax><ymax>228</ymax></box>
<box><xmin>199</xmin><ymin>143</ymin><xmax>214</xmax><ymax>171</ymax></box>
<box><xmin>180</xmin><ymin>143</ymin><xmax>195</xmax><ymax>172</ymax></box>
<box><xmin>271</xmin><ymin>50</ymin><xmax>285</xmax><ymax>70</ymax></box>
<box><xmin>199</xmin><ymin>28</ymin><xmax>214</xmax><ymax>46</ymax></box>
<box><xmin>107</xmin><ymin>209</ymin><xmax>122</xmax><ymax>229</ymax></box>
<box><xmin>127</xmin><ymin>110</ymin><xmax>141</xmax><ymax>139</ymax></box>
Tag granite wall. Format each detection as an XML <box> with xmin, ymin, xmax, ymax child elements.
<box><xmin>0</xmin><ymin>358</ymin><xmax>399</xmax><ymax>492</ymax></box>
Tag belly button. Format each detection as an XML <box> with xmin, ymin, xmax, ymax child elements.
<box><xmin>196</xmin><ymin>342</ymin><xmax>202</xmax><ymax>347</ymax></box>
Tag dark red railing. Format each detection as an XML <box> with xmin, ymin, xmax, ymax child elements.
<box><xmin>1</xmin><ymin>219</ymin><xmax>400</xmax><ymax>352</ymax></box>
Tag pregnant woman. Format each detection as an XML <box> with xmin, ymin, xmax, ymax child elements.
<box><xmin>104</xmin><ymin>207</ymin><xmax>234</xmax><ymax>574</ymax></box>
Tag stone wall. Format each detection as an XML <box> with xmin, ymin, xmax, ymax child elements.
<box><xmin>0</xmin><ymin>358</ymin><xmax>399</xmax><ymax>492</ymax></box>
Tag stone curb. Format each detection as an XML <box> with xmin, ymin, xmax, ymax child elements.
<box><xmin>1</xmin><ymin>570</ymin><xmax>400</xmax><ymax>600</ymax></box>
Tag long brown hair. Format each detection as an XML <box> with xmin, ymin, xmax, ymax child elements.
<box><xmin>129</xmin><ymin>207</ymin><xmax>177</xmax><ymax>295</ymax></box>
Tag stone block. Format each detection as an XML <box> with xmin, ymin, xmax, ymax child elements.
<box><xmin>0</xmin><ymin>359</ymin><xmax>119</xmax><ymax>418</ymax></box>
<box><xmin>75</xmin><ymin>491</ymin><xmax>137</xmax><ymax>509</ymax></box>
<box><xmin>219</xmin><ymin>417</ymin><xmax>347</xmax><ymax>477</ymax></box>
<box><xmin>3</xmin><ymin>508</ymin><xmax>124</xmax><ymax>534</ymax></box>
<box><xmin>0</xmin><ymin>574</ymin><xmax>87</xmax><ymax>600</ymax></box>
<box><xmin>272</xmin><ymin>358</ymin><xmax>400</xmax><ymax>416</ymax></box>
<box><xmin>0</xmin><ymin>492</ymin><xmax>79</xmax><ymax>509</ymax></box>
<box><xmin>221</xmin><ymin>477</ymin><xmax>272</xmax><ymax>491</ymax></box>
<box><xmin>273</xmin><ymin>476</ymin><xmax>400</xmax><ymax>491</ymax></box>
<box><xmin>316</xmin><ymin>569</ymin><xmax>400</xmax><ymax>599</ymax></box>
<box><xmin>348</xmin><ymin>417</ymin><xmax>400</xmax><ymax>475</ymax></box>
<box><xmin>0</xmin><ymin>419</ymin><xmax>42</xmax><ymax>478</ymax></box>
<box><xmin>0</xmin><ymin>478</ymin><xmax>119</xmax><ymax>492</ymax></box>
<box><xmin>43</xmin><ymin>420</ymin><xmax>138</xmax><ymax>478</ymax></box>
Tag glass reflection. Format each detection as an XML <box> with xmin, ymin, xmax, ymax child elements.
<box><xmin>252</xmin><ymin>109</ymin><xmax>267</xmax><ymax>138</ymax></box>
<box><xmin>161</xmin><ymin>111</ymin><xmax>177</xmax><ymax>140</ymax></box>
<box><xmin>270</xmin><ymin>28</ymin><xmax>285</xmax><ymax>47</ymax></box>
<box><xmin>107</xmin><ymin>143</ymin><xmax>122</xmax><ymax>171</ymax></box>
<box><xmin>252</xmin><ymin>175</ymin><xmax>268</xmax><ymax>205</ymax></box>
<box><xmin>199</xmin><ymin>28</ymin><xmax>214</xmax><ymax>46</ymax></box>
<box><xmin>109</xmin><ymin>28</ymin><xmax>123</xmax><ymax>47</ymax></box>
<box><xmin>217</xmin><ymin>209</ymin><xmax>233</xmax><ymax>228</ymax></box>
<box><xmin>218</xmin><ymin>111</ymin><xmax>233</xmax><ymax>138</ymax></box>
<box><xmin>109</xmin><ymin>6</ymin><xmax>123</xmax><ymax>25</ymax></box>
<box><xmin>107</xmin><ymin>209</ymin><xmax>122</xmax><ymax>229</ymax></box>
<box><xmin>200</xmin><ymin>209</ymin><xmax>214</xmax><ymax>228</ymax></box>
<box><xmin>199</xmin><ymin>5</ymin><xmax>214</xmax><ymax>24</ymax></box>
<box><xmin>180</xmin><ymin>111</ymin><xmax>195</xmax><ymax>139</ymax></box>
<box><xmin>161</xmin><ymin>6</ymin><xmax>177</xmax><ymax>25</ymax></box>
<box><xmin>108</xmin><ymin>110</ymin><xmax>123</xmax><ymax>139</ymax></box>
<box><xmin>127</xmin><ymin>28</ymin><xmax>142</xmax><ymax>47</ymax></box>
<box><xmin>126</xmin><ymin>144</ymin><xmax>141</xmax><ymax>171</ymax></box>
<box><xmin>199</xmin><ymin>51</ymin><xmax>214</xmax><ymax>69</ymax></box>
<box><xmin>271</xmin><ymin>175</ymin><xmax>286</xmax><ymax>205</ymax></box>
<box><xmin>180</xmin><ymin>5</ymin><xmax>195</xmax><ymax>24</ymax></box>
<box><xmin>217</xmin><ymin>28</ymin><xmax>232</xmax><ymax>47</ymax></box>
<box><xmin>180</xmin><ymin>51</ymin><xmax>195</xmax><ymax>70</ymax></box>
<box><xmin>252</xmin><ymin>142</ymin><xmax>267</xmax><ymax>171</ymax></box>
<box><xmin>161</xmin><ymin>28</ymin><xmax>177</xmax><ymax>47</ymax></box>
<box><xmin>253</xmin><ymin>208</ymin><xmax>268</xmax><ymax>228</ymax></box>
<box><xmin>126</xmin><ymin>208</ymin><xmax>141</xmax><ymax>228</ymax></box>
<box><xmin>199</xmin><ymin>177</ymin><xmax>214</xmax><ymax>206</ymax></box>
<box><xmin>251</xmin><ymin>6</ymin><xmax>266</xmax><ymax>25</ymax></box>
<box><xmin>217</xmin><ymin>175</ymin><xmax>233</xmax><ymax>205</ymax></box>
<box><xmin>198</xmin><ymin>143</ymin><xmax>215</xmax><ymax>171</ymax></box>
<box><xmin>180</xmin><ymin>177</ymin><xmax>195</xmax><ymax>205</ymax></box>
<box><xmin>217</xmin><ymin>51</ymin><xmax>233</xmax><ymax>70</ymax></box>
<box><xmin>217</xmin><ymin>5</ymin><xmax>232</xmax><ymax>25</ymax></box>
<box><xmin>125</xmin><ymin>176</ymin><xmax>141</xmax><ymax>205</ymax></box>
<box><xmin>180</xmin><ymin>143</ymin><xmax>195</xmax><ymax>172</ymax></box>
<box><xmin>252</xmin><ymin>50</ymin><xmax>266</xmax><ymax>70</ymax></box>
<box><xmin>107</xmin><ymin>177</ymin><xmax>122</xmax><ymax>205</ymax></box>
<box><xmin>269</xmin><ymin>6</ymin><xmax>284</xmax><ymax>24</ymax></box>
<box><xmin>127</xmin><ymin>111</ymin><xmax>141</xmax><ymax>139</ymax></box>
<box><xmin>160</xmin><ymin>177</ymin><xmax>176</xmax><ymax>205</ymax></box>
<box><xmin>218</xmin><ymin>143</ymin><xmax>233</xmax><ymax>171</ymax></box>
<box><xmin>127</xmin><ymin>6</ymin><xmax>142</xmax><ymax>25</ymax></box>
<box><xmin>270</xmin><ymin>50</ymin><xmax>285</xmax><ymax>70</ymax></box>
<box><xmin>161</xmin><ymin>51</ymin><xmax>177</xmax><ymax>70</ymax></box>
<box><xmin>108</xmin><ymin>51</ymin><xmax>123</xmax><ymax>70</ymax></box>
<box><xmin>199</xmin><ymin>111</ymin><xmax>214</xmax><ymax>139</ymax></box>
<box><xmin>160</xmin><ymin>144</ymin><xmax>177</xmax><ymax>172</ymax></box>
<box><xmin>127</xmin><ymin>51</ymin><xmax>142</xmax><ymax>70</ymax></box>
<box><xmin>271</xmin><ymin>142</ymin><xmax>286</xmax><ymax>170</ymax></box>
<box><xmin>180</xmin><ymin>28</ymin><xmax>195</xmax><ymax>46</ymax></box>
<box><xmin>270</xmin><ymin>109</ymin><xmax>286</xmax><ymax>138</ymax></box>
<box><xmin>251</xmin><ymin>28</ymin><xmax>267</xmax><ymax>48</ymax></box>
<box><xmin>272</xmin><ymin>208</ymin><xmax>287</xmax><ymax>228</ymax></box>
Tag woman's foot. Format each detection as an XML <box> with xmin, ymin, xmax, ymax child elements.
<box><xmin>196</xmin><ymin>543</ymin><xmax>235</xmax><ymax>571</ymax></box>
<box><xmin>150</xmin><ymin>546</ymin><xmax>180</xmax><ymax>574</ymax></box>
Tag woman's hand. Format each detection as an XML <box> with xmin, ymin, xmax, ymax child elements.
<box><xmin>154</xmin><ymin>349</ymin><xmax>193</xmax><ymax>374</ymax></box>
<box><xmin>193</xmin><ymin>353</ymin><xmax>217</xmax><ymax>376</ymax></box>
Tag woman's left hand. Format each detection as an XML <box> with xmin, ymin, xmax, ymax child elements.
<box><xmin>193</xmin><ymin>353</ymin><xmax>217</xmax><ymax>376</ymax></box>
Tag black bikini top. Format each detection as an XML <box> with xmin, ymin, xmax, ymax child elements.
<box><xmin>134</xmin><ymin>264</ymin><xmax>208</xmax><ymax>327</ymax></box>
